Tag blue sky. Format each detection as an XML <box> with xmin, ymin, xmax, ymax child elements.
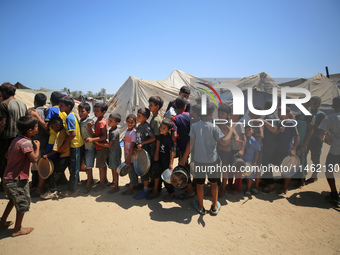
<box><xmin>1</xmin><ymin>0</ymin><xmax>339</xmax><ymax>94</ymax></box>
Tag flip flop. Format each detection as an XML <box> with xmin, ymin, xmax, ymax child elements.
<box><xmin>134</xmin><ymin>190</ymin><xmax>149</xmax><ymax>200</ymax></box>
<box><xmin>261</xmin><ymin>186</ymin><xmax>274</xmax><ymax>193</ymax></box>
<box><xmin>59</xmin><ymin>191</ymin><xmax>73</xmax><ymax>197</ymax></box>
<box><xmin>210</xmin><ymin>201</ymin><xmax>221</xmax><ymax>216</ymax></box>
<box><xmin>244</xmin><ymin>190</ymin><xmax>252</xmax><ymax>198</ymax></box>
<box><xmin>251</xmin><ymin>188</ymin><xmax>259</xmax><ymax>195</ymax></box>
<box><xmin>192</xmin><ymin>199</ymin><xmax>207</xmax><ymax>215</ymax></box>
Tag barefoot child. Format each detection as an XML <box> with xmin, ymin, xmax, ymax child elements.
<box><xmin>0</xmin><ymin>116</ymin><xmax>39</xmax><ymax>237</ymax></box>
<box><xmin>122</xmin><ymin>114</ymin><xmax>137</xmax><ymax>195</ymax></box>
<box><xmin>86</xmin><ymin>103</ymin><xmax>109</xmax><ymax>191</ymax></box>
<box><xmin>96</xmin><ymin>113</ymin><xmax>122</xmax><ymax>194</ymax></box>
<box><xmin>78</xmin><ymin>103</ymin><xmax>95</xmax><ymax>193</ymax></box>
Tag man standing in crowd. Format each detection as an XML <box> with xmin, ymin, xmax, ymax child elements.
<box><xmin>0</xmin><ymin>83</ymin><xmax>28</xmax><ymax>189</ymax></box>
<box><xmin>166</xmin><ymin>86</ymin><xmax>191</xmax><ymax>113</ymax></box>
<box><xmin>318</xmin><ymin>96</ymin><xmax>340</xmax><ymax>205</ymax></box>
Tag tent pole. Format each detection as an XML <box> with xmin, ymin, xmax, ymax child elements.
<box><xmin>325</xmin><ymin>66</ymin><xmax>330</xmax><ymax>78</ymax></box>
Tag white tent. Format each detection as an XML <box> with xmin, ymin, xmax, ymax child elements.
<box><xmin>218</xmin><ymin>72</ymin><xmax>279</xmax><ymax>111</ymax></box>
<box><xmin>105</xmin><ymin>70</ymin><xmax>205</xmax><ymax>134</ymax></box>
<box><xmin>282</xmin><ymin>73</ymin><xmax>340</xmax><ymax>107</ymax></box>
<box><xmin>15</xmin><ymin>90</ymin><xmax>36</xmax><ymax>108</ymax></box>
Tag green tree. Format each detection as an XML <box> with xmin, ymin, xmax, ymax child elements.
<box><xmin>86</xmin><ymin>91</ymin><xmax>94</xmax><ymax>97</ymax></box>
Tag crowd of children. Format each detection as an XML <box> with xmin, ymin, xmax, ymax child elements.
<box><xmin>1</xmin><ymin>83</ymin><xmax>340</xmax><ymax>237</ymax></box>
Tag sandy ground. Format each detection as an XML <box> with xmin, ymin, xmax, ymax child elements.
<box><xmin>1</xmin><ymin>144</ymin><xmax>340</xmax><ymax>255</ymax></box>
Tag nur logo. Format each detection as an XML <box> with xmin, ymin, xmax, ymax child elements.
<box><xmin>195</xmin><ymin>82</ymin><xmax>312</xmax><ymax>116</ymax></box>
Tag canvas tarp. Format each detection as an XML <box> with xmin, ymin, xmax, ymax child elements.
<box><xmin>218</xmin><ymin>72</ymin><xmax>340</xmax><ymax>109</ymax></box>
<box><xmin>220</xmin><ymin>72</ymin><xmax>280</xmax><ymax>93</ymax></box>
<box><xmin>15</xmin><ymin>90</ymin><xmax>36</xmax><ymax>109</ymax></box>
<box><xmin>217</xmin><ymin>72</ymin><xmax>279</xmax><ymax>112</ymax></box>
<box><xmin>105</xmin><ymin>69</ymin><xmax>204</xmax><ymax>135</ymax></box>
<box><xmin>282</xmin><ymin>73</ymin><xmax>340</xmax><ymax>107</ymax></box>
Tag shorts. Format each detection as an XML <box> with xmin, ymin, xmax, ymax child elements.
<box><xmin>96</xmin><ymin>148</ymin><xmax>109</xmax><ymax>169</ymax></box>
<box><xmin>193</xmin><ymin>159</ymin><xmax>220</xmax><ymax>185</ymax></box>
<box><xmin>84</xmin><ymin>147</ymin><xmax>96</xmax><ymax>169</ymax></box>
<box><xmin>149</xmin><ymin>160</ymin><xmax>163</xmax><ymax>180</ymax></box>
<box><xmin>3</xmin><ymin>179</ymin><xmax>30</xmax><ymax>213</ymax></box>
<box><xmin>325</xmin><ymin>153</ymin><xmax>340</xmax><ymax>179</ymax></box>
<box><xmin>108</xmin><ymin>149</ymin><xmax>122</xmax><ymax>169</ymax></box>
<box><xmin>141</xmin><ymin>160</ymin><xmax>162</xmax><ymax>182</ymax></box>
<box><xmin>217</xmin><ymin>149</ymin><xmax>231</xmax><ymax>165</ymax></box>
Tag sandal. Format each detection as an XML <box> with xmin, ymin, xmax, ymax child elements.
<box><xmin>210</xmin><ymin>201</ymin><xmax>221</xmax><ymax>216</ymax></box>
<box><xmin>244</xmin><ymin>190</ymin><xmax>252</xmax><ymax>198</ymax></box>
<box><xmin>251</xmin><ymin>188</ymin><xmax>259</xmax><ymax>195</ymax></box>
<box><xmin>134</xmin><ymin>190</ymin><xmax>149</xmax><ymax>200</ymax></box>
<box><xmin>59</xmin><ymin>191</ymin><xmax>73</xmax><ymax>197</ymax></box>
<box><xmin>261</xmin><ymin>186</ymin><xmax>274</xmax><ymax>193</ymax></box>
<box><xmin>192</xmin><ymin>199</ymin><xmax>207</xmax><ymax>215</ymax></box>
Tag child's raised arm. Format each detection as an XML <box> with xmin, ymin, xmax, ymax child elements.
<box><xmin>27</xmin><ymin>140</ymin><xmax>40</xmax><ymax>163</ymax></box>
<box><xmin>87</xmin><ymin>121</ymin><xmax>95</xmax><ymax>138</ymax></box>
<box><xmin>30</xmin><ymin>110</ymin><xmax>49</xmax><ymax>130</ymax></box>
<box><xmin>219</xmin><ymin>125</ymin><xmax>234</xmax><ymax>147</ymax></box>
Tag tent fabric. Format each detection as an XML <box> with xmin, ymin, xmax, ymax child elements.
<box><xmin>14</xmin><ymin>82</ymin><xmax>30</xmax><ymax>89</ymax></box>
<box><xmin>218</xmin><ymin>72</ymin><xmax>339</xmax><ymax>107</ymax></box>
<box><xmin>105</xmin><ymin>70</ymin><xmax>204</xmax><ymax>136</ymax></box>
<box><xmin>220</xmin><ymin>72</ymin><xmax>279</xmax><ymax>93</ymax></box>
<box><xmin>15</xmin><ymin>90</ymin><xmax>36</xmax><ymax>108</ymax></box>
<box><xmin>283</xmin><ymin>73</ymin><xmax>340</xmax><ymax>106</ymax></box>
